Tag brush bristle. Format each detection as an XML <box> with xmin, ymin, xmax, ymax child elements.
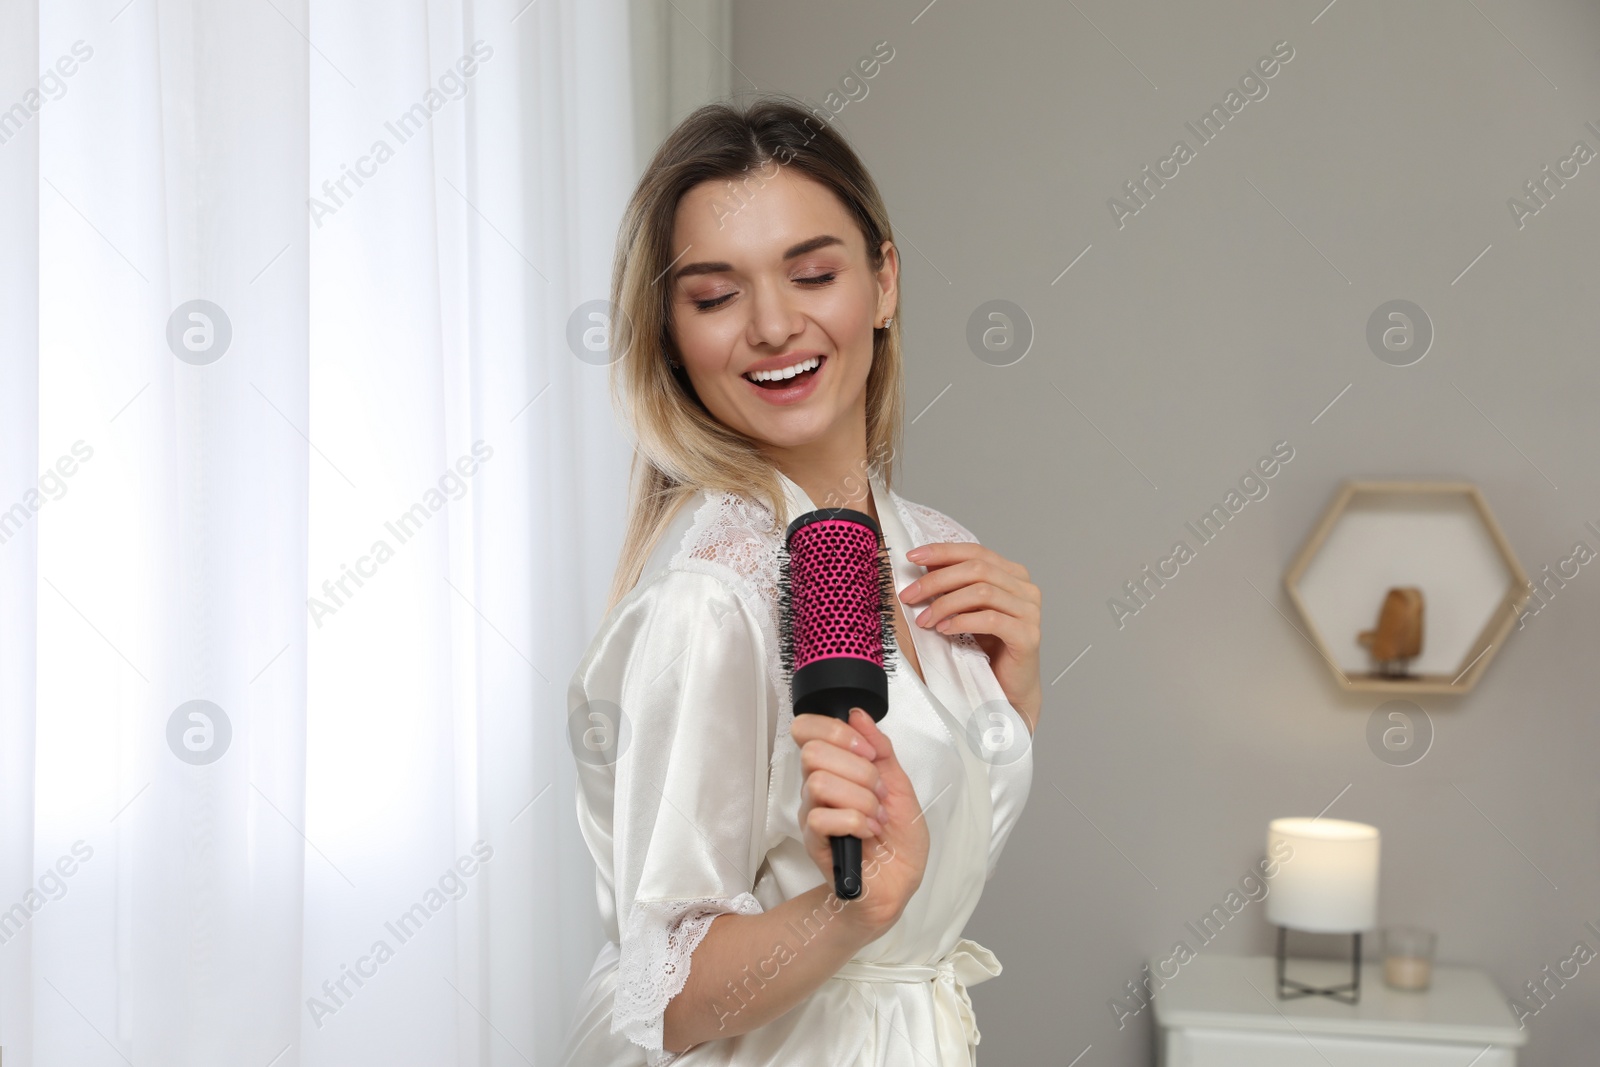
<box><xmin>776</xmin><ymin>540</ymin><xmax>796</xmax><ymax>688</ymax></box>
<box><xmin>875</xmin><ymin>537</ymin><xmax>899</xmax><ymax>676</ymax></box>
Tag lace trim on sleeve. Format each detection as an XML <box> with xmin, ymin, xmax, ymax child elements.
<box><xmin>611</xmin><ymin>893</ymin><xmax>765</xmax><ymax>1064</ymax></box>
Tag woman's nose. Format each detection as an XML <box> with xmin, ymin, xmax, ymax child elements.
<box><xmin>744</xmin><ymin>280</ymin><xmax>805</xmax><ymax>347</ymax></box>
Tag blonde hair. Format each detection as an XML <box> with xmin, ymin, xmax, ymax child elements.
<box><xmin>604</xmin><ymin>94</ymin><xmax>905</xmax><ymax>611</ymax></box>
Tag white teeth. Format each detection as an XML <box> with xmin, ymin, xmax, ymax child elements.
<box><xmin>745</xmin><ymin>355</ymin><xmax>821</xmax><ymax>382</ymax></box>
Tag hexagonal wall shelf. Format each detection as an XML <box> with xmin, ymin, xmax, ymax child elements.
<box><xmin>1283</xmin><ymin>481</ymin><xmax>1530</xmax><ymax>695</ymax></box>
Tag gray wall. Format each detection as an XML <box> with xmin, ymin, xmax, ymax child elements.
<box><xmin>733</xmin><ymin>2</ymin><xmax>1600</xmax><ymax>1063</ymax></box>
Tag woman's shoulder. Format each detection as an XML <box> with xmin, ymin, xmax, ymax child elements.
<box><xmin>636</xmin><ymin>484</ymin><xmax>784</xmax><ymax>606</ymax></box>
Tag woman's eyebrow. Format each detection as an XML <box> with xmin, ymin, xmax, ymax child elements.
<box><xmin>670</xmin><ymin>234</ymin><xmax>845</xmax><ymax>284</ymax></box>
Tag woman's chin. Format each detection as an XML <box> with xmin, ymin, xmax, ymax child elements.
<box><xmin>737</xmin><ymin>408</ymin><xmax>839</xmax><ymax>453</ymax></box>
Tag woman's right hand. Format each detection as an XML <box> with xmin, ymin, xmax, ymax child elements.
<box><xmin>791</xmin><ymin>707</ymin><xmax>928</xmax><ymax>937</ymax></box>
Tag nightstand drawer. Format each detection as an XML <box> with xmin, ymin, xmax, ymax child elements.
<box><xmin>1165</xmin><ymin>1025</ymin><xmax>1517</xmax><ymax>1067</ymax></box>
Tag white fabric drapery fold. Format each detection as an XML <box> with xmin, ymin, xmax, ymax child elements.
<box><xmin>2</xmin><ymin>1</ymin><xmax>635</xmax><ymax>1064</ymax></box>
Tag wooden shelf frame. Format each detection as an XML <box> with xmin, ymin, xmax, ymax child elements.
<box><xmin>1282</xmin><ymin>480</ymin><xmax>1531</xmax><ymax>695</ymax></box>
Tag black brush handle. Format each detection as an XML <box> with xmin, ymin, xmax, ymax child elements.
<box><xmin>810</xmin><ymin>705</ymin><xmax>864</xmax><ymax>900</ymax></box>
<box><xmin>833</xmin><ymin>834</ymin><xmax>863</xmax><ymax>899</ymax></box>
<box><xmin>825</xmin><ymin>701</ymin><xmax>865</xmax><ymax>901</ymax></box>
<box><xmin>797</xmin><ymin>696</ymin><xmax>876</xmax><ymax>900</ymax></box>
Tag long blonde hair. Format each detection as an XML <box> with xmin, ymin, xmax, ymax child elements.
<box><xmin>604</xmin><ymin>95</ymin><xmax>905</xmax><ymax>611</ymax></box>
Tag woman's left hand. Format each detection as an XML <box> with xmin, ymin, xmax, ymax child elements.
<box><xmin>900</xmin><ymin>543</ymin><xmax>1042</xmax><ymax>734</ymax></box>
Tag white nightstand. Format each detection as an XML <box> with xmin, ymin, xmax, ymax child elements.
<box><xmin>1150</xmin><ymin>954</ymin><xmax>1527</xmax><ymax>1066</ymax></box>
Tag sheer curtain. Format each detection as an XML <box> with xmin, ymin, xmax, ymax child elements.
<box><xmin>1</xmin><ymin>1</ymin><xmax>648</xmax><ymax>1063</ymax></box>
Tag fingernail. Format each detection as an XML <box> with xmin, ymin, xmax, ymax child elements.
<box><xmin>867</xmin><ymin>818</ymin><xmax>883</xmax><ymax>837</ymax></box>
<box><xmin>900</xmin><ymin>581</ymin><xmax>920</xmax><ymax>601</ymax></box>
<box><xmin>873</xmin><ymin>778</ymin><xmax>888</xmax><ymax>799</ymax></box>
<box><xmin>936</xmin><ymin>619</ymin><xmax>951</xmax><ymax>632</ymax></box>
<box><xmin>916</xmin><ymin>610</ymin><xmax>931</xmax><ymax>627</ymax></box>
<box><xmin>875</xmin><ymin>804</ymin><xmax>888</xmax><ymax>824</ymax></box>
<box><xmin>906</xmin><ymin>547</ymin><xmax>926</xmax><ymax>561</ymax></box>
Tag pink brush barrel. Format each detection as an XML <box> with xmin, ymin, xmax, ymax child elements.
<box><xmin>780</xmin><ymin>508</ymin><xmax>896</xmax><ymax>724</ymax></box>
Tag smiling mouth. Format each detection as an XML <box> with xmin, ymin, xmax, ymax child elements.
<box><xmin>744</xmin><ymin>355</ymin><xmax>824</xmax><ymax>390</ymax></box>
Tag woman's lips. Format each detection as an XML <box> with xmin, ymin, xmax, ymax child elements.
<box><xmin>744</xmin><ymin>355</ymin><xmax>825</xmax><ymax>405</ymax></box>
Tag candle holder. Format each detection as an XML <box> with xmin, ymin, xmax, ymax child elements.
<box><xmin>1382</xmin><ymin>925</ymin><xmax>1436</xmax><ymax>991</ymax></box>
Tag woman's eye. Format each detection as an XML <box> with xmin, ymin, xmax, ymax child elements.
<box><xmin>692</xmin><ymin>292</ymin><xmax>734</xmax><ymax>311</ymax></box>
<box><xmin>689</xmin><ymin>272</ymin><xmax>834</xmax><ymax>311</ymax></box>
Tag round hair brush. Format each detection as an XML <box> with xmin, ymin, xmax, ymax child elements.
<box><xmin>777</xmin><ymin>506</ymin><xmax>899</xmax><ymax>900</ymax></box>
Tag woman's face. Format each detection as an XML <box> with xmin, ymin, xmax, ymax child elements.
<box><xmin>666</xmin><ymin>166</ymin><xmax>897</xmax><ymax>459</ymax></box>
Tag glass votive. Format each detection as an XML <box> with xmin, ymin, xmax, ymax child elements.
<box><xmin>1382</xmin><ymin>926</ymin><xmax>1436</xmax><ymax>991</ymax></box>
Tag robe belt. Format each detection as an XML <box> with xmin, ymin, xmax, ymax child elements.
<box><xmin>831</xmin><ymin>938</ymin><xmax>1002</xmax><ymax>1056</ymax></box>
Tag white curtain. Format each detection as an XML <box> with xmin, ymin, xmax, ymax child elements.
<box><xmin>0</xmin><ymin>1</ymin><xmax>648</xmax><ymax>1063</ymax></box>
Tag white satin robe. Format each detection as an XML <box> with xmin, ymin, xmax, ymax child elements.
<box><xmin>558</xmin><ymin>469</ymin><xmax>1034</xmax><ymax>1066</ymax></box>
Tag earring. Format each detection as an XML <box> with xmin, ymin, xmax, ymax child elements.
<box><xmin>879</xmin><ymin>316</ymin><xmax>893</xmax><ymax>329</ymax></box>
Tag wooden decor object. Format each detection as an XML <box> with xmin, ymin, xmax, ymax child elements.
<box><xmin>1359</xmin><ymin>586</ymin><xmax>1424</xmax><ymax>675</ymax></box>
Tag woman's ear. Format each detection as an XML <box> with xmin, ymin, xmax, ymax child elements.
<box><xmin>875</xmin><ymin>239</ymin><xmax>899</xmax><ymax>323</ymax></box>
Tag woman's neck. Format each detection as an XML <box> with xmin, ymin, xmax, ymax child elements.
<box><xmin>763</xmin><ymin>418</ymin><xmax>875</xmax><ymax>516</ymax></box>
<box><xmin>780</xmin><ymin>463</ymin><xmax>870</xmax><ymax>518</ymax></box>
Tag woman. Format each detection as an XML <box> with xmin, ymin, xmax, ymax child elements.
<box><xmin>559</xmin><ymin>96</ymin><xmax>1042</xmax><ymax>1066</ymax></box>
